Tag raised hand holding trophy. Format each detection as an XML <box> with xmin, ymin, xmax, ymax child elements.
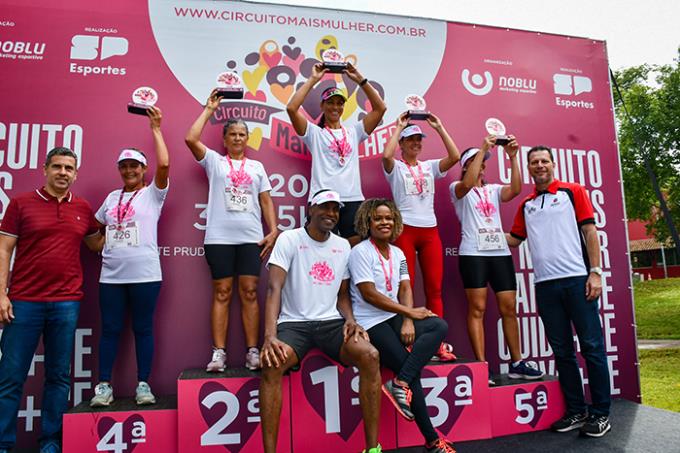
<box><xmin>321</xmin><ymin>48</ymin><xmax>348</xmax><ymax>73</ymax></box>
<box><xmin>405</xmin><ymin>94</ymin><xmax>430</xmax><ymax>121</ymax></box>
<box><xmin>485</xmin><ymin>117</ymin><xmax>511</xmax><ymax>146</ymax></box>
<box><xmin>215</xmin><ymin>70</ymin><xmax>244</xmax><ymax>99</ymax></box>
<box><xmin>127</xmin><ymin>87</ymin><xmax>158</xmax><ymax>115</ymax></box>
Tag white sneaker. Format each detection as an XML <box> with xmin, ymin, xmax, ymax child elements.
<box><xmin>135</xmin><ymin>381</ymin><xmax>156</xmax><ymax>405</ymax></box>
<box><xmin>206</xmin><ymin>348</ymin><xmax>226</xmax><ymax>372</ymax></box>
<box><xmin>245</xmin><ymin>347</ymin><xmax>261</xmax><ymax>370</ymax></box>
<box><xmin>90</xmin><ymin>382</ymin><xmax>114</xmax><ymax>407</ymax></box>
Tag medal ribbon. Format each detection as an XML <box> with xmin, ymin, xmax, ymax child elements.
<box><xmin>472</xmin><ymin>186</ymin><xmax>494</xmax><ymax>218</ymax></box>
<box><xmin>370</xmin><ymin>239</ymin><xmax>393</xmax><ymax>293</ymax></box>
<box><xmin>226</xmin><ymin>155</ymin><xmax>248</xmax><ymax>188</ymax></box>
<box><xmin>116</xmin><ymin>189</ymin><xmax>140</xmax><ymax>226</ymax></box>
<box><xmin>324</xmin><ymin>126</ymin><xmax>351</xmax><ymax>163</ymax></box>
<box><xmin>401</xmin><ymin>159</ymin><xmax>425</xmax><ymax>194</ymax></box>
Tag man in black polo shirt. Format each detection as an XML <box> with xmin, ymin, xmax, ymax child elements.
<box><xmin>507</xmin><ymin>145</ymin><xmax>611</xmax><ymax>438</ymax></box>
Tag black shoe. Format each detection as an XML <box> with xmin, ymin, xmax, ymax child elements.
<box><xmin>580</xmin><ymin>415</ymin><xmax>611</xmax><ymax>437</ymax></box>
<box><xmin>551</xmin><ymin>412</ymin><xmax>587</xmax><ymax>432</ymax></box>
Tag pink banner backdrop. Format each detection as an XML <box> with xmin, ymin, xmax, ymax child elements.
<box><xmin>0</xmin><ymin>0</ymin><xmax>638</xmax><ymax>446</ymax></box>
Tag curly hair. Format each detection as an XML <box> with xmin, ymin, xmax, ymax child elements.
<box><xmin>354</xmin><ymin>198</ymin><xmax>403</xmax><ymax>242</ymax></box>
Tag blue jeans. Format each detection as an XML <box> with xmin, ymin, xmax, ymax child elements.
<box><xmin>535</xmin><ymin>276</ymin><xmax>611</xmax><ymax>416</ymax></box>
<box><xmin>98</xmin><ymin>282</ymin><xmax>161</xmax><ymax>382</ymax></box>
<box><xmin>0</xmin><ymin>300</ymin><xmax>80</xmax><ymax>449</ymax></box>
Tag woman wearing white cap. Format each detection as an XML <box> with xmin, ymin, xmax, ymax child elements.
<box><xmin>450</xmin><ymin>135</ymin><xmax>544</xmax><ymax>384</ymax></box>
<box><xmin>90</xmin><ymin>106</ymin><xmax>169</xmax><ymax>407</ymax></box>
<box><xmin>382</xmin><ymin>112</ymin><xmax>460</xmax><ymax>361</ymax></box>
<box><xmin>287</xmin><ymin>62</ymin><xmax>386</xmax><ymax>246</ymax></box>
<box><xmin>185</xmin><ymin>91</ymin><xmax>278</xmax><ymax>373</ymax></box>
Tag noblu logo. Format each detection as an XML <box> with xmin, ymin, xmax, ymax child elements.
<box><xmin>69</xmin><ymin>35</ymin><xmax>128</xmax><ymax>76</ymax></box>
<box><xmin>0</xmin><ymin>40</ymin><xmax>46</xmax><ymax>60</ymax></box>
<box><xmin>553</xmin><ymin>73</ymin><xmax>594</xmax><ymax>109</ymax></box>
<box><xmin>462</xmin><ymin>69</ymin><xmax>537</xmax><ymax>96</ymax></box>
<box><xmin>461</xmin><ymin>69</ymin><xmax>493</xmax><ymax>96</ymax></box>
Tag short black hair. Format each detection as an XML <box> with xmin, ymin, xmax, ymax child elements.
<box><xmin>527</xmin><ymin>145</ymin><xmax>554</xmax><ymax>162</ymax></box>
<box><xmin>45</xmin><ymin>147</ymin><xmax>78</xmax><ymax>167</ymax></box>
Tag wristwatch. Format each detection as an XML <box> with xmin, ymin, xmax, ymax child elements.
<box><xmin>589</xmin><ymin>266</ymin><xmax>603</xmax><ymax>276</ymax></box>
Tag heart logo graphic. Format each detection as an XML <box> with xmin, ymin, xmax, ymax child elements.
<box><xmin>283</xmin><ymin>54</ymin><xmax>305</xmax><ymax>73</ymax></box>
<box><xmin>247</xmin><ymin>127</ymin><xmax>263</xmax><ymax>151</ymax></box>
<box><xmin>282</xmin><ymin>44</ymin><xmax>301</xmax><ymax>60</ymax></box>
<box><xmin>301</xmin><ymin>355</ymin><xmax>363</xmax><ymax>441</ymax></box>
<box><xmin>198</xmin><ymin>380</ymin><xmax>260</xmax><ymax>453</ymax></box>
<box><xmin>97</xmin><ymin>414</ymin><xmax>144</xmax><ymax>453</ymax></box>
<box><xmin>271</xmin><ymin>83</ymin><xmax>294</xmax><ymax>105</ymax></box>
<box><xmin>242</xmin><ymin>65</ymin><xmax>267</xmax><ymax>95</ymax></box>
<box><xmin>244</xmin><ymin>90</ymin><xmax>267</xmax><ymax>102</ymax></box>
<box><xmin>261</xmin><ymin>50</ymin><xmax>281</xmax><ymax>69</ymax></box>
<box><xmin>514</xmin><ymin>384</ymin><xmax>549</xmax><ymax>428</ymax></box>
<box><xmin>422</xmin><ymin>365</ymin><xmax>474</xmax><ymax>435</ymax></box>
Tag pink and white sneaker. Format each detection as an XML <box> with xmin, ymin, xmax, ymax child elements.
<box><xmin>206</xmin><ymin>348</ymin><xmax>226</xmax><ymax>373</ymax></box>
<box><xmin>245</xmin><ymin>347</ymin><xmax>261</xmax><ymax>370</ymax></box>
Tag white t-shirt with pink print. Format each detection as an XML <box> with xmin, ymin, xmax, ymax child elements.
<box><xmin>267</xmin><ymin>227</ymin><xmax>351</xmax><ymax>324</ymax></box>
<box><xmin>96</xmin><ymin>181</ymin><xmax>169</xmax><ymax>283</ymax></box>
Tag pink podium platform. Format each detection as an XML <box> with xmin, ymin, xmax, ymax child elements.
<box><xmin>63</xmin><ymin>396</ymin><xmax>177</xmax><ymax>453</ymax></box>
<box><xmin>63</xmin><ymin>354</ymin><xmax>565</xmax><ymax>452</ymax></box>
<box><xmin>177</xmin><ymin>368</ymin><xmax>291</xmax><ymax>453</ymax></box>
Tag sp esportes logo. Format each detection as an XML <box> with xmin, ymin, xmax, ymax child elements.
<box><xmin>69</xmin><ymin>34</ymin><xmax>128</xmax><ymax>76</ymax></box>
<box><xmin>461</xmin><ymin>69</ymin><xmax>493</xmax><ymax>96</ymax></box>
<box><xmin>461</xmin><ymin>68</ymin><xmax>536</xmax><ymax>96</ymax></box>
<box><xmin>208</xmin><ymin>35</ymin><xmax>385</xmax><ymax>157</ymax></box>
<box><xmin>553</xmin><ymin>73</ymin><xmax>594</xmax><ymax>110</ymax></box>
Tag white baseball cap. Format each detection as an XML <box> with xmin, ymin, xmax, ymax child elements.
<box><xmin>117</xmin><ymin>149</ymin><xmax>147</xmax><ymax>166</ymax></box>
<box><xmin>399</xmin><ymin>125</ymin><xmax>427</xmax><ymax>140</ymax></box>
<box><xmin>310</xmin><ymin>190</ymin><xmax>344</xmax><ymax>207</ymax></box>
<box><xmin>460</xmin><ymin>147</ymin><xmax>490</xmax><ymax>168</ymax></box>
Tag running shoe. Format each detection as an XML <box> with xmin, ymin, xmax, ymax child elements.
<box><xmin>580</xmin><ymin>415</ymin><xmax>611</xmax><ymax>437</ymax></box>
<box><xmin>431</xmin><ymin>342</ymin><xmax>457</xmax><ymax>362</ymax></box>
<box><xmin>426</xmin><ymin>438</ymin><xmax>457</xmax><ymax>453</ymax></box>
<box><xmin>551</xmin><ymin>412</ymin><xmax>588</xmax><ymax>432</ymax></box>
<box><xmin>508</xmin><ymin>361</ymin><xmax>545</xmax><ymax>380</ymax></box>
<box><xmin>90</xmin><ymin>382</ymin><xmax>114</xmax><ymax>407</ymax></box>
<box><xmin>206</xmin><ymin>348</ymin><xmax>227</xmax><ymax>373</ymax></box>
<box><xmin>245</xmin><ymin>347</ymin><xmax>261</xmax><ymax>370</ymax></box>
<box><xmin>135</xmin><ymin>381</ymin><xmax>157</xmax><ymax>405</ymax></box>
<box><xmin>361</xmin><ymin>444</ymin><xmax>382</xmax><ymax>453</ymax></box>
<box><xmin>488</xmin><ymin>369</ymin><xmax>496</xmax><ymax>386</ymax></box>
<box><xmin>382</xmin><ymin>379</ymin><xmax>414</xmax><ymax>421</ymax></box>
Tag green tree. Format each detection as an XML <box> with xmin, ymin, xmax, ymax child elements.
<box><xmin>613</xmin><ymin>49</ymin><xmax>680</xmax><ymax>249</ymax></box>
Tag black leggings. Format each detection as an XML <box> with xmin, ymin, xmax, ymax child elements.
<box><xmin>367</xmin><ymin>315</ymin><xmax>447</xmax><ymax>444</ymax></box>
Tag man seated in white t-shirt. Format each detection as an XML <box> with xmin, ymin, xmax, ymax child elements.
<box><xmin>259</xmin><ymin>190</ymin><xmax>383</xmax><ymax>453</ymax></box>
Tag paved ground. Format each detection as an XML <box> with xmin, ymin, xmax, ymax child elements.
<box><xmin>637</xmin><ymin>339</ymin><xmax>680</xmax><ymax>349</ymax></box>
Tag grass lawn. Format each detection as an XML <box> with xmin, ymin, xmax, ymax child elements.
<box><xmin>633</xmin><ymin>277</ymin><xmax>680</xmax><ymax>339</ymax></box>
<box><xmin>639</xmin><ymin>348</ymin><xmax>680</xmax><ymax>412</ymax></box>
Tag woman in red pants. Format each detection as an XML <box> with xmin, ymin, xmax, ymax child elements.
<box><xmin>382</xmin><ymin>112</ymin><xmax>460</xmax><ymax>361</ymax></box>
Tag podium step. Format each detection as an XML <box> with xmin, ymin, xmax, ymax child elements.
<box><xmin>177</xmin><ymin>367</ymin><xmax>291</xmax><ymax>452</ymax></box>
<box><xmin>63</xmin><ymin>396</ymin><xmax>177</xmax><ymax>453</ymax></box>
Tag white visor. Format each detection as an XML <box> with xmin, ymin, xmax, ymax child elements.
<box><xmin>310</xmin><ymin>190</ymin><xmax>344</xmax><ymax>207</ymax></box>
<box><xmin>117</xmin><ymin>149</ymin><xmax>147</xmax><ymax>166</ymax></box>
<box><xmin>460</xmin><ymin>148</ymin><xmax>490</xmax><ymax>168</ymax></box>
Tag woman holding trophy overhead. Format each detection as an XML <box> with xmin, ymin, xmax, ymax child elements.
<box><xmin>90</xmin><ymin>106</ymin><xmax>169</xmax><ymax>407</ymax></box>
<box><xmin>185</xmin><ymin>90</ymin><xmax>278</xmax><ymax>373</ymax></box>
<box><xmin>450</xmin><ymin>134</ymin><xmax>544</xmax><ymax>384</ymax></box>
<box><xmin>382</xmin><ymin>111</ymin><xmax>460</xmax><ymax>361</ymax></box>
<box><xmin>286</xmin><ymin>57</ymin><xmax>386</xmax><ymax>246</ymax></box>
